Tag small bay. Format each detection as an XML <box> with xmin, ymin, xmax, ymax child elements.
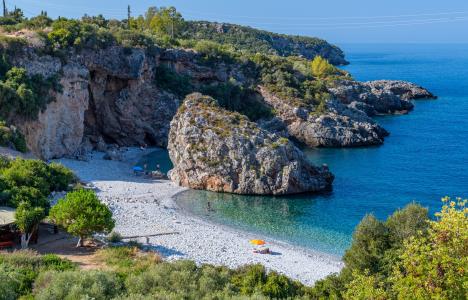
<box><xmin>156</xmin><ymin>44</ymin><xmax>468</xmax><ymax>255</ymax></box>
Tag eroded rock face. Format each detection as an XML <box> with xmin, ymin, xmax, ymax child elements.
<box><xmin>81</xmin><ymin>47</ymin><xmax>179</xmax><ymax>148</ymax></box>
<box><xmin>259</xmin><ymin>87</ymin><xmax>388</xmax><ymax>147</ymax></box>
<box><xmin>168</xmin><ymin>93</ymin><xmax>334</xmax><ymax>195</ymax></box>
<box><xmin>18</xmin><ymin>63</ymin><xmax>90</xmax><ymax>159</ymax></box>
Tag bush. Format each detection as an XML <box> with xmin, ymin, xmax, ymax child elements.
<box><xmin>50</xmin><ymin>189</ymin><xmax>115</xmax><ymax>247</ymax></box>
<box><xmin>107</xmin><ymin>231</ymin><xmax>123</xmax><ymax>243</ymax></box>
<box><xmin>48</xmin><ymin>162</ymin><xmax>75</xmax><ymax>191</ymax></box>
<box><xmin>0</xmin><ymin>251</ymin><xmax>75</xmax><ymax>297</ymax></box>
<box><xmin>0</xmin><ymin>121</ymin><xmax>27</xmax><ymax>152</ymax></box>
<box><xmin>311</xmin><ymin>56</ymin><xmax>337</xmax><ymax>78</ymax></box>
<box><xmin>390</xmin><ymin>197</ymin><xmax>467</xmax><ymax>299</ymax></box>
<box><xmin>34</xmin><ymin>270</ymin><xmax>123</xmax><ymax>300</ymax></box>
<box><xmin>0</xmin><ymin>66</ymin><xmax>61</xmax><ymax>120</ymax></box>
<box><xmin>154</xmin><ymin>64</ymin><xmax>193</xmax><ymax>97</ymax></box>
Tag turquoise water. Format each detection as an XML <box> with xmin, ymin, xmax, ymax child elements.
<box><xmin>171</xmin><ymin>44</ymin><xmax>468</xmax><ymax>256</ymax></box>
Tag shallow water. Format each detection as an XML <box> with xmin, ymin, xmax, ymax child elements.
<box><xmin>161</xmin><ymin>44</ymin><xmax>468</xmax><ymax>255</ymax></box>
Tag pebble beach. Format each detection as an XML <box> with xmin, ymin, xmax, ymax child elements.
<box><xmin>55</xmin><ymin>148</ymin><xmax>343</xmax><ymax>285</ymax></box>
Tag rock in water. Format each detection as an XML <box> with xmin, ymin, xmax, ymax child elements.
<box><xmin>168</xmin><ymin>93</ymin><xmax>334</xmax><ymax>195</ymax></box>
<box><xmin>329</xmin><ymin>80</ymin><xmax>436</xmax><ymax>115</ymax></box>
<box><xmin>259</xmin><ymin>87</ymin><xmax>388</xmax><ymax>147</ymax></box>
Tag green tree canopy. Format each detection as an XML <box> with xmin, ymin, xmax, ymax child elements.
<box><xmin>15</xmin><ymin>201</ymin><xmax>45</xmax><ymax>248</ymax></box>
<box><xmin>49</xmin><ymin>189</ymin><xmax>115</xmax><ymax>247</ymax></box>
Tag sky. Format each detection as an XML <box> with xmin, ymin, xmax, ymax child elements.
<box><xmin>6</xmin><ymin>0</ymin><xmax>468</xmax><ymax>44</ymax></box>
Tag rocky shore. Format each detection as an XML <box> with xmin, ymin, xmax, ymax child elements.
<box><xmin>53</xmin><ymin>148</ymin><xmax>343</xmax><ymax>285</ymax></box>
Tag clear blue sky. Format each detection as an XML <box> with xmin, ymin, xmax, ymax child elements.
<box><xmin>7</xmin><ymin>0</ymin><xmax>468</xmax><ymax>44</ymax></box>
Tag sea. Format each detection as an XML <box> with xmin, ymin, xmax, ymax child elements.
<box><xmin>142</xmin><ymin>44</ymin><xmax>468</xmax><ymax>256</ymax></box>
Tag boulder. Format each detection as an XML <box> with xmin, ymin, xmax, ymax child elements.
<box><xmin>168</xmin><ymin>93</ymin><xmax>334</xmax><ymax>195</ymax></box>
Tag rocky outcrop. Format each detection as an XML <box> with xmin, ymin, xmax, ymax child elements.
<box><xmin>18</xmin><ymin>62</ymin><xmax>90</xmax><ymax>159</ymax></box>
<box><xmin>328</xmin><ymin>80</ymin><xmax>435</xmax><ymax>115</ymax></box>
<box><xmin>259</xmin><ymin>87</ymin><xmax>388</xmax><ymax>147</ymax></box>
<box><xmin>81</xmin><ymin>47</ymin><xmax>179</xmax><ymax>148</ymax></box>
<box><xmin>364</xmin><ymin>80</ymin><xmax>436</xmax><ymax>100</ymax></box>
<box><xmin>168</xmin><ymin>93</ymin><xmax>334</xmax><ymax>195</ymax></box>
<box><xmin>9</xmin><ymin>43</ymin><xmax>435</xmax><ymax>159</ymax></box>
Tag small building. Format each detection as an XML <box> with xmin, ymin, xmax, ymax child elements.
<box><xmin>0</xmin><ymin>206</ymin><xmax>17</xmax><ymax>246</ymax></box>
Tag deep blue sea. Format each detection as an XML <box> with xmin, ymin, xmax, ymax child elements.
<box><xmin>156</xmin><ymin>44</ymin><xmax>468</xmax><ymax>256</ymax></box>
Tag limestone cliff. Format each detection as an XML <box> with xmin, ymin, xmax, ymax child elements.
<box><xmin>9</xmin><ymin>44</ymin><xmax>435</xmax><ymax>159</ymax></box>
<box><xmin>168</xmin><ymin>93</ymin><xmax>334</xmax><ymax>195</ymax></box>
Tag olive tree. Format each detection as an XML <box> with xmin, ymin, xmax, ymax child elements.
<box><xmin>49</xmin><ymin>189</ymin><xmax>115</xmax><ymax>247</ymax></box>
<box><xmin>15</xmin><ymin>201</ymin><xmax>45</xmax><ymax>248</ymax></box>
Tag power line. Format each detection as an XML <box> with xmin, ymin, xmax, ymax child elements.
<box><xmin>182</xmin><ymin>10</ymin><xmax>468</xmax><ymax>21</ymax></box>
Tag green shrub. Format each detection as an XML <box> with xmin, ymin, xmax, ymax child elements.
<box><xmin>107</xmin><ymin>231</ymin><xmax>123</xmax><ymax>243</ymax></box>
<box><xmin>0</xmin><ymin>121</ymin><xmax>27</xmax><ymax>152</ymax></box>
<box><xmin>154</xmin><ymin>64</ymin><xmax>193</xmax><ymax>97</ymax></box>
<box><xmin>34</xmin><ymin>270</ymin><xmax>123</xmax><ymax>300</ymax></box>
<box><xmin>0</xmin><ymin>66</ymin><xmax>61</xmax><ymax>120</ymax></box>
<box><xmin>342</xmin><ymin>214</ymin><xmax>390</xmax><ymax>274</ymax></box>
<box><xmin>48</xmin><ymin>162</ymin><xmax>76</xmax><ymax>191</ymax></box>
<box><xmin>0</xmin><ymin>158</ymin><xmax>75</xmax><ymax>208</ymax></box>
<box><xmin>0</xmin><ymin>251</ymin><xmax>75</xmax><ymax>297</ymax></box>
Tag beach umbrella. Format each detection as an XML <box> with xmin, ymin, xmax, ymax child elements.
<box><xmin>250</xmin><ymin>239</ymin><xmax>266</xmax><ymax>246</ymax></box>
<box><xmin>133</xmin><ymin>166</ymin><xmax>143</xmax><ymax>172</ymax></box>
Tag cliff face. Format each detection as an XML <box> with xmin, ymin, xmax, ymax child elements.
<box><xmin>168</xmin><ymin>93</ymin><xmax>334</xmax><ymax>195</ymax></box>
<box><xmin>15</xmin><ymin>51</ymin><xmax>90</xmax><ymax>159</ymax></box>
<box><xmin>10</xmin><ymin>44</ymin><xmax>435</xmax><ymax>159</ymax></box>
<box><xmin>12</xmin><ymin>46</ymin><xmax>181</xmax><ymax>159</ymax></box>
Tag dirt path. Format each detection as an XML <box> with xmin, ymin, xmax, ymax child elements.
<box><xmin>30</xmin><ymin>226</ymin><xmax>105</xmax><ymax>270</ymax></box>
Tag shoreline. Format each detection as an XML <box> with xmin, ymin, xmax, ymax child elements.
<box><xmin>54</xmin><ymin>147</ymin><xmax>343</xmax><ymax>285</ymax></box>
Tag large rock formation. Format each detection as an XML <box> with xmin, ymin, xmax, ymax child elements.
<box><xmin>329</xmin><ymin>80</ymin><xmax>436</xmax><ymax>115</ymax></box>
<box><xmin>18</xmin><ymin>62</ymin><xmax>90</xmax><ymax>159</ymax></box>
<box><xmin>12</xmin><ymin>47</ymin><xmax>181</xmax><ymax>159</ymax></box>
<box><xmin>8</xmin><ymin>43</ymin><xmax>435</xmax><ymax>159</ymax></box>
<box><xmin>259</xmin><ymin>87</ymin><xmax>388</xmax><ymax>147</ymax></box>
<box><xmin>168</xmin><ymin>93</ymin><xmax>334</xmax><ymax>195</ymax></box>
<box><xmin>80</xmin><ymin>47</ymin><xmax>178</xmax><ymax>148</ymax></box>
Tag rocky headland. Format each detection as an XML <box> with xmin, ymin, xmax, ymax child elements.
<box><xmin>1</xmin><ymin>31</ymin><xmax>435</xmax><ymax>195</ymax></box>
<box><xmin>168</xmin><ymin>93</ymin><xmax>333</xmax><ymax>195</ymax></box>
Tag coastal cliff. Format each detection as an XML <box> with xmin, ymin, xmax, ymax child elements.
<box><xmin>168</xmin><ymin>93</ymin><xmax>334</xmax><ymax>195</ymax></box>
<box><xmin>5</xmin><ymin>42</ymin><xmax>434</xmax><ymax>159</ymax></box>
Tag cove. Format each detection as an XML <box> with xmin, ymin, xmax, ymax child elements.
<box><xmin>155</xmin><ymin>44</ymin><xmax>468</xmax><ymax>255</ymax></box>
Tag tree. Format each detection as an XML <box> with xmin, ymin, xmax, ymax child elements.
<box><xmin>15</xmin><ymin>201</ymin><xmax>45</xmax><ymax>248</ymax></box>
<box><xmin>148</xmin><ymin>6</ymin><xmax>185</xmax><ymax>39</ymax></box>
<box><xmin>391</xmin><ymin>197</ymin><xmax>467</xmax><ymax>299</ymax></box>
<box><xmin>343</xmin><ymin>214</ymin><xmax>390</xmax><ymax>274</ymax></box>
<box><xmin>311</xmin><ymin>56</ymin><xmax>336</xmax><ymax>78</ymax></box>
<box><xmin>343</xmin><ymin>270</ymin><xmax>388</xmax><ymax>300</ymax></box>
<box><xmin>49</xmin><ymin>189</ymin><xmax>115</xmax><ymax>247</ymax></box>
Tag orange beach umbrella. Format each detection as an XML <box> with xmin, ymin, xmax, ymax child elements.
<box><xmin>250</xmin><ymin>239</ymin><xmax>266</xmax><ymax>246</ymax></box>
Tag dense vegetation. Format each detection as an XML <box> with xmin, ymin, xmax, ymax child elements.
<box><xmin>0</xmin><ymin>197</ymin><xmax>465</xmax><ymax>299</ymax></box>
<box><xmin>0</xmin><ymin>158</ymin><xmax>75</xmax><ymax>210</ymax></box>
<box><xmin>0</xmin><ymin>6</ymin><xmax>349</xmax><ymax>124</ymax></box>
<box><xmin>309</xmin><ymin>198</ymin><xmax>467</xmax><ymax>299</ymax></box>
<box><xmin>0</xmin><ymin>36</ymin><xmax>61</xmax><ymax>152</ymax></box>
<box><xmin>183</xmin><ymin>21</ymin><xmax>347</xmax><ymax>64</ymax></box>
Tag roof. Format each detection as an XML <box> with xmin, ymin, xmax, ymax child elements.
<box><xmin>0</xmin><ymin>207</ymin><xmax>16</xmax><ymax>226</ymax></box>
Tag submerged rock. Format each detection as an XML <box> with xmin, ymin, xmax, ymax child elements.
<box><xmin>168</xmin><ymin>93</ymin><xmax>334</xmax><ymax>195</ymax></box>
